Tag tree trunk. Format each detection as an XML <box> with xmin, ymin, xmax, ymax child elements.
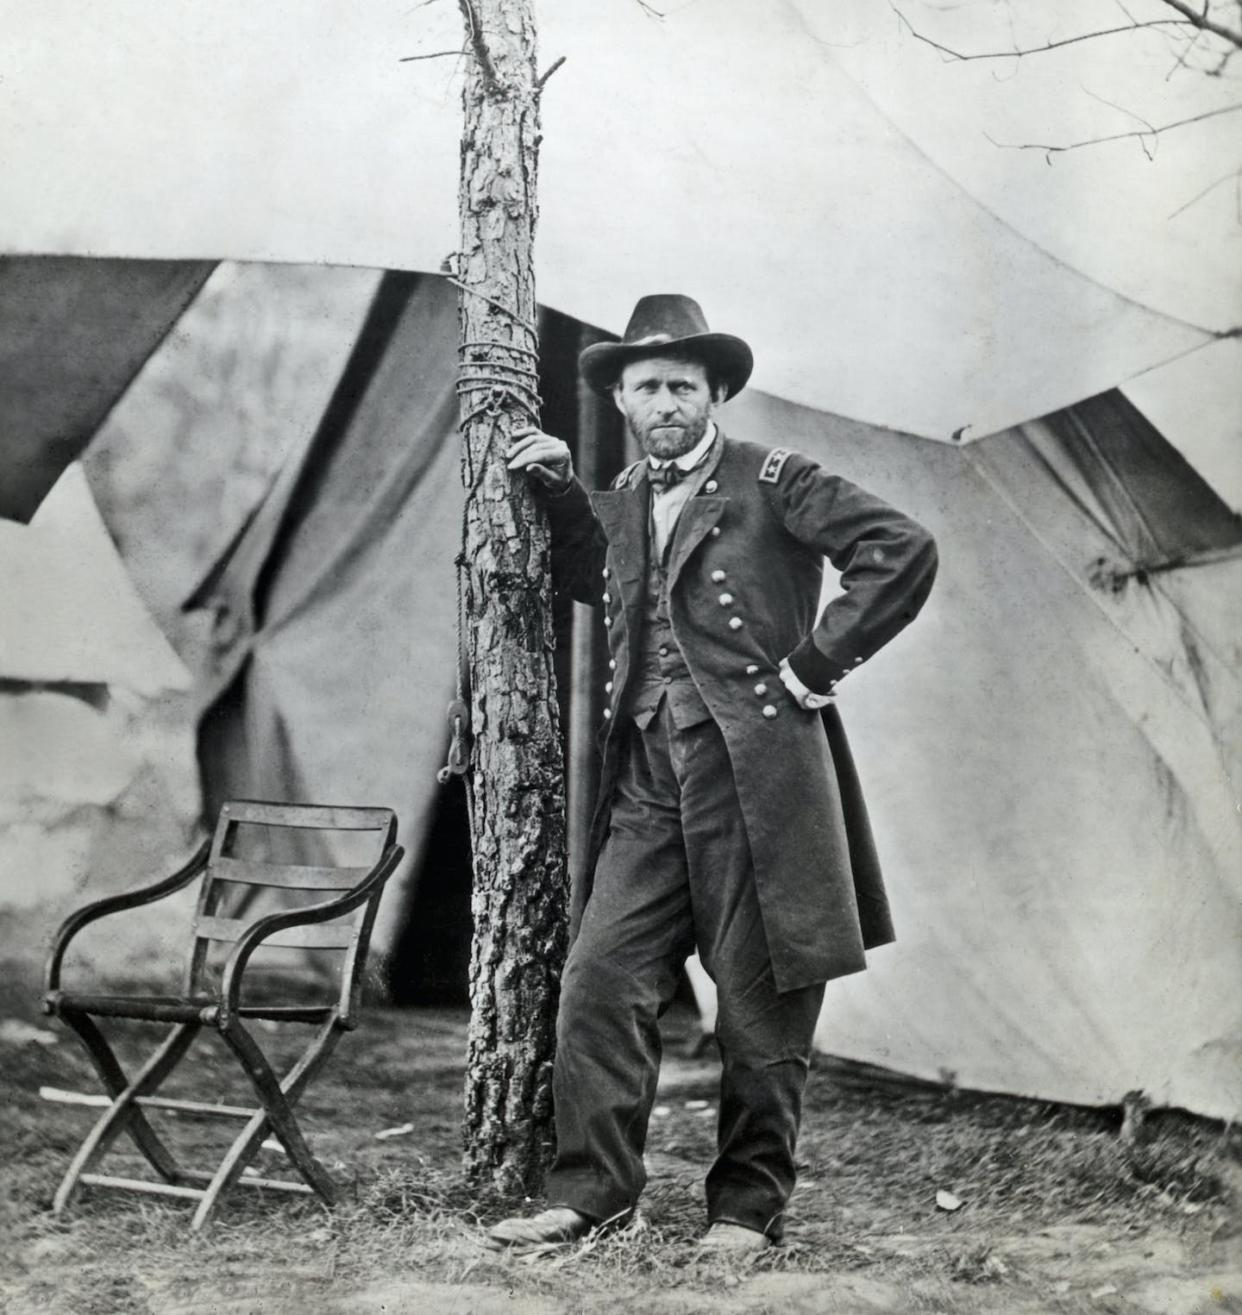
<box><xmin>455</xmin><ymin>0</ymin><xmax>569</xmax><ymax>1197</ymax></box>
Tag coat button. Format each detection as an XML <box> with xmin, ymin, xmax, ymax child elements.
<box><xmin>658</xmin><ymin>644</ymin><xmax>669</xmax><ymax>656</ymax></box>
<box><xmin>718</xmin><ymin>593</ymin><xmax>734</xmax><ymax>607</ymax></box>
<box><xmin>745</xmin><ymin>664</ymin><xmax>759</xmax><ymax>675</ymax></box>
<box><xmin>608</xmin><ymin>659</ymin><xmax>617</xmax><ymax>670</ymax></box>
<box><xmin>762</xmin><ymin>705</ymin><xmax>778</xmax><ymax>719</ymax></box>
<box><xmin>710</xmin><ymin>527</ymin><xmax>721</xmax><ymax>537</ymax></box>
<box><xmin>604</xmin><ymin>681</ymin><xmax>613</xmax><ymax>694</ymax></box>
<box><xmin>603</xmin><ymin>708</ymin><xmax>611</xmax><ymax>720</ymax></box>
<box><xmin>604</xmin><ymin>616</ymin><xmax>613</xmax><ymax>628</ymax></box>
<box><xmin>728</xmin><ymin>616</ymin><xmax>744</xmax><ymax>631</ymax></box>
<box><xmin>754</xmin><ymin>683</ymin><xmax>767</xmax><ymax>696</ymax></box>
<box><xmin>704</xmin><ymin>479</ymin><xmax>719</xmax><ymax>493</ymax></box>
<box><xmin>603</xmin><ymin>567</ymin><xmax>611</xmax><ymax>579</ymax></box>
<box><xmin>711</xmin><ymin>569</ymin><xmax>727</xmax><ymax>584</ymax></box>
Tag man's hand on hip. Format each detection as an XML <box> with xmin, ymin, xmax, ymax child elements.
<box><xmin>778</xmin><ymin>659</ymin><xmax>836</xmax><ymax>711</ymax></box>
<box><xmin>507</xmin><ymin>428</ymin><xmax>574</xmax><ymax>492</ymax></box>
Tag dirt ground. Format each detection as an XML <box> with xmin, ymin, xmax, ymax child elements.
<box><xmin>1</xmin><ymin>956</ymin><xmax>1239</xmax><ymax>1315</ymax></box>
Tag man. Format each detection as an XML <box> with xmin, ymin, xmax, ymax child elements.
<box><xmin>490</xmin><ymin>294</ymin><xmax>937</xmax><ymax>1253</ymax></box>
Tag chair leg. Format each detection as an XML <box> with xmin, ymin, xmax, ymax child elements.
<box><xmin>53</xmin><ymin>1019</ymin><xmax>200</xmax><ymax>1213</ymax></box>
<box><xmin>190</xmin><ymin>1017</ymin><xmax>344</xmax><ymax>1232</ymax></box>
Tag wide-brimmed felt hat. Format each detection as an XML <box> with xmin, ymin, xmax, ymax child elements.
<box><xmin>579</xmin><ymin>294</ymin><xmax>753</xmax><ymax>400</ymax></box>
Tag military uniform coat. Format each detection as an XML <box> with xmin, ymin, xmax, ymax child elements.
<box><xmin>544</xmin><ymin>434</ymin><xmax>937</xmax><ymax>992</ymax></box>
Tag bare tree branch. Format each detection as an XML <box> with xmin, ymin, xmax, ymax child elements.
<box><xmin>1167</xmin><ymin>22</ymin><xmax>1209</xmax><ymax>74</ymax></box>
<box><xmin>458</xmin><ymin>0</ymin><xmax>503</xmax><ymax>95</ymax></box>
<box><xmin>399</xmin><ymin>49</ymin><xmax>466</xmax><ymax>63</ymax></box>
<box><xmin>890</xmin><ymin>3</ymin><xmax>1197</xmax><ymax>61</ymax></box>
<box><xmin>1081</xmin><ymin>86</ymin><xmax>1160</xmax><ymax>159</ymax></box>
<box><xmin>1158</xmin><ymin>0</ymin><xmax>1242</xmax><ymax>49</ymax></box>
<box><xmin>985</xmin><ymin>100</ymin><xmax>1242</xmax><ymax>159</ymax></box>
<box><xmin>888</xmin><ymin>1</ymin><xmax>1242</xmax><ymax>206</ymax></box>
<box><xmin>889</xmin><ymin>0</ymin><xmax>1242</xmax><ymax>62</ymax></box>
<box><xmin>1167</xmin><ymin>163</ymin><xmax>1242</xmax><ymax>216</ymax></box>
<box><xmin>1206</xmin><ymin>40</ymin><xmax>1240</xmax><ymax>73</ymax></box>
<box><xmin>536</xmin><ymin>54</ymin><xmax>567</xmax><ymax>88</ymax></box>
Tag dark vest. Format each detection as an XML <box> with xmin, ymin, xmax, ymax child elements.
<box><xmin>628</xmin><ymin>504</ymin><xmax>712</xmax><ymax>730</ymax></box>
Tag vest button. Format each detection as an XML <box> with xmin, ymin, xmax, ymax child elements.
<box><xmin>604</xmin><ymin>681</ymin><xmax>613</xmax><ymax>694</ymax></box>
<box><xmin>710</xmin><ymin>570</ymin><xmax>727</xmax><ymax>584</ymax></box>
<box><xmin>762</xmin><ymin>705</ymin><xmax>778</xmax><ymax>719</ymax></box>
<box><xmin>603</xmin><ymin>708</ymin><xmax>612</xmax><ymax>720</ymax></box>
<box><xmin>658</xmin><ymin>645</ymin><xmax>669</xmax><ymax>656</ymax></box>
<box><xmin>728</xmin><ymin>617</ymin><xmax>744</xmax><ymax>631</ymax></box>
<box><xmin>718</xmin><ymin>593</ymin><xmax>734</xmax><ymax>607</ymax></box>
<box><xmin>602</xmin><ymin>591</ymin><xmax>611</xmax><ymax>604</ymax></box>
<box><xmin>754</xmin><ymin>683</ymin><xmax>767</xmax><ymax>696</ymax></box>
<box><xmin>745</xmin><ymin>664</ymin><xmax>759</xmax><ymax>676</ymax></box>
<box><xmin>603</xmin><ymin>567</ymin><xmax>611</xmax><ymax>579</ymax></box>
<box><xmin>604</xmin><ymin>616</ymin><xmax>613</xmax><ymax>628</ymax></box>
<box><xmin>704</xmin><ymin>479</ymin><xmax>719</xmax><ymax>493</ymax></box>
<box><xmin>710</xmin><ymin>527</ymin><xmax>721</xmax><ymax>537</ymax></box>
<box><xmin>608</xmin><ymin>659</ymin><xmax>617</xmax><ymax>670</ymax></box>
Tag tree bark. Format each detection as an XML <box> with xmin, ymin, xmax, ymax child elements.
<box><xmin>455</xmin><ymin>0</ymin><xmax>569</xmax><ymax>1196</ymax></box>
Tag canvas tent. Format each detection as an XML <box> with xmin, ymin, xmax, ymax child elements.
<box><xmin>717</xmin><ymin>386</ymin><xmax>1242</xmax><ymax>1120</ymax></box>
<box><xmin>70</xmin><ymin>262</ymin><xmax>605</xmax><ymax>996</ymax></box>
<box><xmin>3</xmin><ymin>251</ymin><xmax>1236</xmax><ymax>1119</ymax></box>
<box><xmin>0</xmin><ymin>461</ymin><xmax>193</xmax><ymax>954</ymax></box>
<box><xmin>1</xmin><ymin>0</ymin><xmax>1239</xmax><ymax>1117</ymax></box>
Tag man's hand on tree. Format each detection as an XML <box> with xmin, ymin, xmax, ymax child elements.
<box><xmin>507</xmin><ymin>429</ymin><xmax>574</xmax><ymax>492</ymax></box>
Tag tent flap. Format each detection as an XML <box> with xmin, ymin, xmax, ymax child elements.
<box><xmin>0</xmin><ymin>256</ymin><xmax>213</xmax><ymax>520</ymax></box>
<box><xmin>725</xmin><ymin>385</ymin><xmax>1242</xmax><ymax>1120</ymax></box>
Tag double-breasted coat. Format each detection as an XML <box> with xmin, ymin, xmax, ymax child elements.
<box><xmin>544</xmin><ymin>434</ymin><xmax>937</xmax><ymax>992</ymax></box>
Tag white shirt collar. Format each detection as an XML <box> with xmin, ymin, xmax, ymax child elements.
<box><xmin>648</xmin><ymin>422</ymin><xmax>717</xmax><ymax>473</ymax></box>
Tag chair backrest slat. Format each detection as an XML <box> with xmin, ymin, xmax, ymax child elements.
<box><xmin>219</xmin><ymin>801</ymin><xmax>394</xmax><ymax>832</ymax></box>
<box><xmin>196</xmin><ymin>915</ymin><xmax>355</xmax><ymax>952</ymax></box>
<box><xmin>188</xmin><ymin>800</ymin><xmax>400</xmax><ymax>1020</ymax></box>
<box><xmin>212</xmin><ymin>856</ymin><xmax>367</xmax><ymax>892</ymax></box>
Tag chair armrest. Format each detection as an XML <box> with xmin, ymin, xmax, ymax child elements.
<box><xmin>217</xmin><ymin>843</ymin><xmax>404</xmax><ymax>1022</ymax></box>
<box><xmin>44</xmin><ymin>838</ymin><xmax>213</xmax><ymax>1000</ymax></box>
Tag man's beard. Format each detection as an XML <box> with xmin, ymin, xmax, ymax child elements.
<box><xmin>629</xmin><ymin>411</ymin><xmax>710</xmax><ymax>460</ymax></box>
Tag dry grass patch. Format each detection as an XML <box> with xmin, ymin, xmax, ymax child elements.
<box><xmin>1</xmin><ymin>957</ymin><xmax>1237</xmax><ymax>1315</ymax></box>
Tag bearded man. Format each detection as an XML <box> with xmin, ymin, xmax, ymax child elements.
<box><xmin>489</xmin><ymin>294</ymin><xmax>938</xmax><ymax>1253</ymax></box>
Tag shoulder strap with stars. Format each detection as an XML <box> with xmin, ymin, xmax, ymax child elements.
<box><xmin>758</xmin><ymin>447</ymin><xmax>792</xmax><ymax>484</ymax></box>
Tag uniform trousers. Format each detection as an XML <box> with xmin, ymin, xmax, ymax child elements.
<box><xmin>545</xmin><ymin>699</ymin><xmax>825</xmax><ymax>1237</ymax></box>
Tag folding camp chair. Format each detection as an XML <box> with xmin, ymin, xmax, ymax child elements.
<box><xmin>43</xmin><ymin>800</ymin><xmax>404</xmax><ymax>1231</ymax></box>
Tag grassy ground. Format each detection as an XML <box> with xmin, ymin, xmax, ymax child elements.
<box><xmin>1</xmin><ymin>958</ymin><xmax>1238</xmax><ymax>1315</ymax></box>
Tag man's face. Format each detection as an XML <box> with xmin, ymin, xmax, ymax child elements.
<box><xmin>612</xmin><ymin>356</ymin><xmax>721</xmax><ymax>460</ymax></box>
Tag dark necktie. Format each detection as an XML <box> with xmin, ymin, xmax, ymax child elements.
<box><xmin>648</xmin><ymin>462</ymin><xmax>687</xmax><ymax>493</ymax></box>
